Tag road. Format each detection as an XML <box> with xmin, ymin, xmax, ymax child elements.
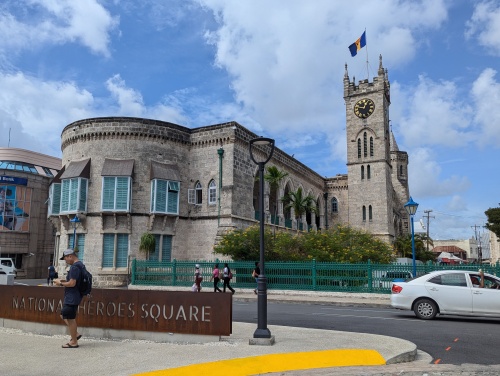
<box><xmin>234</xmin><ymin>301</ymin><xmax>500</xmax><ymax>365</ymax></box>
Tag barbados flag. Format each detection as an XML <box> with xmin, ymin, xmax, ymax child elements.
<box><xmin>348</xmin><ymin>31</ymin><xmax>366</xmax><ymax>57</ymax></box>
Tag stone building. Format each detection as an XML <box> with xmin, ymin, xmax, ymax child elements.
<box><xmin>48</xmin><ymin>57</ymin><xmax>411</xmax><ymax>286</ymax></box>
<box><xmin>0</xmin><ymin>147</ymin><xmax>61</xmax><ymax>278</ymax></box>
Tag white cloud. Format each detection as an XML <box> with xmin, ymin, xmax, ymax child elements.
<box><xmin>0</xmin><ymin>0</ymin><xmax>118</xmax><ymax>57</ymax></box>
<box><xmin>465</xmin><ymin>1</ymin><xmax>500</xmax><ymax>56</ymax></box>
<box><xmin>408</xmin><ymin>147</ymin><xmax>470</xmax><ymax>198</ymax></box>
<box><xmin>471</xmin><ymin>68</ymin><xmax>500</xmax><ymax>146</ymax></box>
<box><xmin>393</xmin><ymin>76</ymin><xmax>474</xmax><ymax>148</ymax></box>
<box><xmin>0</xmin><ymin>71</ymin><xmax>94</xmax><ymax>156</ymax></box>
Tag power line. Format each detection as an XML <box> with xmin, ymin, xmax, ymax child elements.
<box><xmin>432</xmin><ymin>210</ymin><xmax>486</xmax><ymax>220</ymax></box>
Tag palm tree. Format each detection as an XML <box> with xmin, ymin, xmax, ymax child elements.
<box><xmin>264</xmin><ymin>166</ymin><xmax>288</xmax><ymax>227</ymax></box>
<box><xmin>282</xmin><ymin>187</ymin><xmax>317</xmax><ymax>231</ymax></box>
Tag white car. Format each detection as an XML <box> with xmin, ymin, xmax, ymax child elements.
<box><xmin>391</xmin><ymin>270</ymin><xmax>500</xmax><ymax>320</ymax></box>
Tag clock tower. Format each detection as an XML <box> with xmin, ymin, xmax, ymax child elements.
<box><xmin>343</xmin><ymin>55</ymin><xmax>406</xmax><ymax>243</ymax></box>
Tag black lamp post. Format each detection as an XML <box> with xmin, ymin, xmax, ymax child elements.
<box><xmin>70</xmin><ymin>215</ymin><xmax>81</xmax><ymax>249</ymax></box>
<box><xmin>404</xmin><ymin>197</ymin><xmax>419</xmax><ymax>277</ymax></box>
<box><xmin>249</xmin><ymin>137</ymin><xmax>275</xmax><ymax>339</ymax></box>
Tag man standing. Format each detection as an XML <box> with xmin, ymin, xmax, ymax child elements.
<box><xmin>54</xmin><ymin>249</ymin><xmax>84</xmax><ymax>348</ymax></box>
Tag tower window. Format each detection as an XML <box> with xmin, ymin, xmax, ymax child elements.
<box><xmin>361</xmin><ymin>165</ymin><xmax>364</xmax><ymax>180</ymax></box>
<box><xmin>363</xmin><ymin>132</ymin><xmax>367</xmax><ymax>157</ymax></box>
<box><xmin>362</xmin><ymin>206</ymin><xmax>366</xmax><ymax>222</ymax></box>
<box><xmin>357</xmin><ymin>139</ymin><xmax>361</xmax><ymax>158</ymax></box>
<box><xmin>331</xmin><ymin>197</ymin><xmax>338</xmax><ymax>213</ymax></box>
<box><xmin>369</xmin><ymin>205</ymin><xmax>373</xmax><ymax>221</ymax></box>
<box><xmin>367</xmin><ymin>165</ymin><xmax>371</xmax><ymax>179</ymax></box>
<box><xmin>370</xmin><ymin>137</ymin><xmax>374</xmax><ymax>157</ymax></box>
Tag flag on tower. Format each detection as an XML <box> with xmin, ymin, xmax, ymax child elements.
<box><xmin>348</xmin><ymin>31</ymin><xmax>366</xmax><ymax>57</ymax></box>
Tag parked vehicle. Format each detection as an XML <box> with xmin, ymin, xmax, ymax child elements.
<box><xmin>0</xmin><ymin>258</ymin><xmax>17</xmax><ymax>276</ymax></box>
<box><xmin>391</xmin><ymin>270</ymin><xmax>500</xmax><ymax>320</ymax></box>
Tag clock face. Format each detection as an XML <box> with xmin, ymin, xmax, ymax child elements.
<box><xmin>354</xmin><ymin>98</ymin><xmax>375</xmax><ymax>119</ymax></box>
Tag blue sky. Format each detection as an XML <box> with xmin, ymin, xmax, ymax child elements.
<box><xmin>0</xmin><ymin>0</ymin><xmax>499</xmax><ymax>241</ymax></box>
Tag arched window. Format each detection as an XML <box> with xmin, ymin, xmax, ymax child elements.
<box><xmin>370</xmin><ymin>137</ymin><xmax>374</xmax><ymax>157</ymax></box>
<box><xmin>208</xmin><ymin>180</ymin><xmax>217</xmax><ymax>205</ymax></box>
<box><xmin>362</xmin><ymin>206</ymin><xmax>366</xmax><ymax>221</ymax></box>
<box><xmin>331</xmin><ymin>197</ymin><xmax>338</xmax><ymax>213</ymax></box>
<box><xmin>369</xmin><ymin>205</ymin><xmax>373</xmax><ymax>221</ymax></box>
<box><xmin>195</xmin><ymin>181</ymin><xmax>203</xmax><ymax>204</ymax></box>
<box><xmin>363</xmin><ymin>132</ymin><xmax>367</xmax><ymax>157</ymax></box>
<box><xmin>361</xmin><ymin>165</ymin><xmax>364</xmax><ymax>180</ymax></box>
<box><xmin>367</xmin><ymin>165</ymin><xmax>371</xmax><ymax>179</ymax></box>
<box><xmin>357</xmin><ymin>139</ymin><xmax>361</xmax><ymax>158</ymax></box>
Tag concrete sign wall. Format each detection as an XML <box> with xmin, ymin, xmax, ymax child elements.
<box><xmin>0</xmin><ymin>286</ymin><xmax>232</xmax><ymax>336</ymax></box>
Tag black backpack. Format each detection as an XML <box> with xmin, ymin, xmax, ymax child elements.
<box><xmin>74</xmin><ymin>262</ymin><xmax>92</xmax><ymax>297</ymax></box>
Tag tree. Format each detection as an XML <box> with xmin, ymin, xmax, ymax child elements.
<box><xmin>213</xmin><ymin>224</ymin><xmax>394</xmax><ymax>263</ymax></box>
<box><xmin>139</xmin><ymin>232</ymin><xmax>156</xmax><ymax>255</ymax></box>
<box><xmin>393</xmin><ymin>233</ymin><xmax>435</xmax><ymax>263</ymax></box>
<box><xmin>281</xmin><ymin>187</ymin><xmax>317</xmax><ymax>231</ymax></box>
<box><xmin>264</xmin><ymin>165</ymin><xmax>288</xmax><ymax>228</ymax></box>
<box><xmin>485</xmin><ymin>207</ymin><xmax>500</xmax><ymax>238</ymax></box>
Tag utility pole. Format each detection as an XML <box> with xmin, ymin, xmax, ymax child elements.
<box><xmin>472</xmin><ymin>224</ymin><xmax>483</xmax><ymax>263</ymax></box>
<box><xmin>423</xmin><ymin>210</ymin><xmax>434</xmax><ymax>252</ymax></box>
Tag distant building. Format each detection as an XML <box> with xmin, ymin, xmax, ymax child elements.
<box><xmin>0</xmin><ymin>147</ymin><xmax>61</xmax><ymax>278</ymax></box>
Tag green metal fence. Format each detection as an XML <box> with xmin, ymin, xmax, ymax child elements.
<box><xmin>130</xmin><ymin>259</ymin><xmax>500</xmax><ymax>294</ymax></box>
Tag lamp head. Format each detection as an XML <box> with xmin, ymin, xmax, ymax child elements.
<box><xmin>404</xmin><ymin>196</ymin><xmax>419</xmax><ymax>216</ymax></box>
<box><xmin>249</xmin><ymin>137</ymin><xmax>275</xmax><ymax>165</ymax></box>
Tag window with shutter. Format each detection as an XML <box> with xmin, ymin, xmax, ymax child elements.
<box><xmin>102</xmin><ymin>233</ymin><xmax>129</xmax><ymax>268</ymax></box>
<box><xmin>101</xmin><ymin>176</ymin><xmax>130</xmax><ymax>212</ymax></box>
<box><xmin>208</xmin><ymin>180</ymin><xmax>217</xmax><ymax>205</ymax></box>
<box><xmin>49</xmin><ymin>183</ymin><xmax>61</xmax><ymax>215</ymax></box>
<box><xmin>60</xmin><ymin>178</ymin><xmax>88</xmax><ymax>214</ymax></box>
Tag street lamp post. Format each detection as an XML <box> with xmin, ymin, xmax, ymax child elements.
<box><xmin>404</xmin><ymin>197</ymin><xmax>419</xmax><ymax>277</ymax></box>
<box><xmin>70</xmin><ymin>215</ymin><xmax>81</xmax><ymax>249</ymax></box>
<box><xmin>249</xmin><ymin>137</ymin><xmax>275</xmax><ymax>340</ymax></box>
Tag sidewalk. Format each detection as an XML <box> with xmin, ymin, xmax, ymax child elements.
<box><xmin>4</xmin><ymin>281</ymin><xmax>498</xmax><ymax>375</ymax></box>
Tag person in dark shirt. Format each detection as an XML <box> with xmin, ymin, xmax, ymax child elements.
<box><xmin>54</xmin><ymin>249</ymin><xmax>84</xmax><ymax>348</ymax></box>
<box><xmin>252</xmin><ymin>262</ymin><xmax>260</xmax><ymax>295</ymax></box>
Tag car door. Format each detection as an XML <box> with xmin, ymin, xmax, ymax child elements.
<box><xmin>424</xmin><ymin>272</ymin><xmax>472</xmax><ymax>314</ymax></box>
<box><xmin>470</xmin><ymin>274</ymin><xmax>500</xmax><ymax>316</ymax></box>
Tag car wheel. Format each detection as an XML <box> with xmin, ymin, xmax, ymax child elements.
<box><xmin>413</xmin><ymin>298</ymin><xmax>438</xmax><ymax>320</ymax></box>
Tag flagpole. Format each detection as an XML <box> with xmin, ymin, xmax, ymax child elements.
<box><xmin>364</xmin><ymin>29</ymin><xmax>369</xmax><ymax>81</ymax></box>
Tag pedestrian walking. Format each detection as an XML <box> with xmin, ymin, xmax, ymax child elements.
<box><xmin>223</xmin><ymin>262</ymin><xmax>235</xmax><ymax>294</ymax></box>
<box><xmin>53</xmin><ymin>249</ymin><xmax>85</xmax><ymax>348</ymax></box>
<box><xmin>252</xmin><ymin>261</ymin><xmax>260</xmax><ymax>294</ymax></box>
<box><xmin>194</xmin><ymin>264</ymin><xmax>203</xmax><ymax>292</ymax></box>
<box><xmin>210</xmin><ymin>263</ymin><xmax>222</xmax><ymax>292</ymax></box>
<box><xmin>47</xmin><ymin>264</ymin><xmax>57</xmax><ymax>286</ymax></box>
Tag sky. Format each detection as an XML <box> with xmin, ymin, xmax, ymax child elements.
<box><xmin>0</xmin><ymin>0</ymin><xmax>499</xmax><ymax>241</ymax></box>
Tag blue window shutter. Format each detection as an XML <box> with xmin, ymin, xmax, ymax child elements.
<box><xmin>51</xmin><ymin>183</ymin><xmax>61</xmax><ymax>215</ymax></box>
<box><xmin>102</xmin><ymin>234</ymin><xmax>114</xmax><ymax>267</ymax></box>
<box><xmin>115</xmin><ymin>177</ymin><xmax>129</xmax><ymax>210</ymax></box>
<box><xmin>167</xmin><ymin>181</ymin><xmax>179</xmax><ymax>214</ymax></box>
<box><xmin>116</xmin><ymin>234</ymin><xmax>128</xmax><ymax>267</ymax></box>
<box><xmin>79</xmin><ymin>179</ymin><xmax>87</xmax><ymax>212</ymax></box>
<box><xmin>151</xmin><ymin>235</ymin><xmax>160</xmax><ymax>261</ymax></box>
<box><xmin>162</xmin><ymin>235</ymin><xmax>172</xmax><ymax>262</ymax></box>
<box><xmin>155</xmin><ymin>180</ymin><xmax>167</xmax><ymax>212</ymax></box>
<box><xmin>102</xmin><ymin>177</ymin><xmax>115</xmax><ymax>210</ymax></box>
<box><xmin>61</xmin><ymin>180</ymin><xmax>70</xmax><ymax>212</ymax></box>
<box><xmin>150</xmin><ymin>180</ymin><xmax>155</xmax><ymax>212</ymax></box>
<box><xmin>69</xmin><ymin>178</ymin><xmax>78</xmax><ymax>211</ymax></box>
<box><xmin>77</xmin><ymin>234</ymin><xmax>85</xmax><ymax>261</ymax></box>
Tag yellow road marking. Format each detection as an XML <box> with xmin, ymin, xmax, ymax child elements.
<box><xmin>134</xmin><ymin>349</ymin><xmax>385</xmax><ymax>376</ymax></box>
